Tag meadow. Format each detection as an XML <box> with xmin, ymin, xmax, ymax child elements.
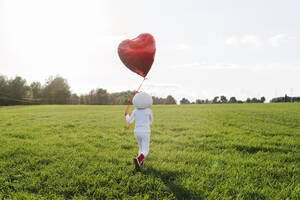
<box><xmin>0</xmin><ymin>104</ymin><xmax>299</xmax><ymax>199</ymax></box>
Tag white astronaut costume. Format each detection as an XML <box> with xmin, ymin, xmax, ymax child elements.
<box><xmin>125</xmin><ymin>92</ymin><xmax>153</xmax><ymax>169</ymax></box>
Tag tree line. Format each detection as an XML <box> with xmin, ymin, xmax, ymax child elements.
<box><xmin>270</xmin><ymin>94</ymin><xmax>300</xmax><ymax>103</ymax></box>
<box><xmin>180</xmin><ymin>95</ymin><xmax>300</xmax><ymax>104</ymax></box>
<box><xmin>180</xmin><ymin>96</ymin><xmax>266</xmax><ymax>104</ymax></box>
<box><xmin>0</xmin><ymin>75</ymin><xmax>177</xmax><ymax>106</ymax></box>
<box><xmin>0</xmin><ymin>75</ymin><xmax>299</xmax><ymax>106</ymax></box>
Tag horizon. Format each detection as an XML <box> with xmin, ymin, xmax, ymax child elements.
<box><xmin>1</xmin><ymin>73</ymin><xmax>297</xmax><ymax>104</ymax></box>
<box><xmin>1</xmin><ymin>0</ymin><xmax>299</xmax><ymax>102</ymax></box>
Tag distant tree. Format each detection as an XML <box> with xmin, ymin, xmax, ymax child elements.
<box><xmin>260</xmin><ymin>96</ymin><xmax>266</xmax><ymax>103</ymax></box>
<box><xmin>94</xmin><ymin>88</ymin><xmax>109</xmax><ymax>105</ymax></box>
<box><xmin>70</xmin><ymin>93</ymin><xmax>80</xmax><ymax>104</ymax></box>
<box><xmin>108</xmin><ymin>90</ymin><xmax>135</xmax><ymax>105</ymax></box>
<box><xmin>284</xmin><ymin>94</ymin><xmax>292</xmax><ymax>102</ymax></box>
<box><xmin>270</xmin><ymin>97</ymin><xmax>284</xmax><ymax>103</ymax></box>
<box><xmin>229</xmin><ymin>97</ymin><xmax>237</xmax><ymax>103</ymax></box>
<box><xmin>271</xmin><ymin>95</ymin><xmax>300</xmax><ymax>103</ymax></box>
<box><xmin>251</xmin><ymin>98</ymin><xmax>259</xmax><ymax>103</ymax></box>
<box><xmin>118</xmin><ymin>91</ymin><xmax>136</xmax><ymax>105</ymax></box>
<box><xmin>0</xmin><ymin>76</ymin><xmax>7</xmax><ymax>105</ymax></box>
<box><xmin>151</xmin><ymin>95</ymin><xmax>177</xmax><ymax>105</ymax></box>
<box><xmin>205</xmin><ymin>99</ymin><xmax>211</xmax><ymax>104</ymax></box>
<box><xmin>153</xmin><ymin>96</ymin><xmax>164</xmax><ymax>104</ymax></box>
<box><xmin>292</xmin><ymin>97</ymin><xmax>300</xmax><ymax>102</ymax></box>
<box><xmin>165</xmin><ymin>95</ymin><xmax>177</xmax><ymax>104</ymax></box>
<box><xmin>43</xmin><ymin>76</ymin><xmax>71</xmax><ymax>104</ymax></box>
<box><xmin>79</xmin><ymin>95</ymin><xmax>85</xmax><ymax>104</ymax></box>
<box><xmin>0</xmin><ymin>76</ymin><xmax>9</xmax><ymax>105</ymax></box>
<box><xmin>246</xmin><ymin>98</ymin><xmax>251</xmax><ymax>103</ymax></box>
<box><xmin>196</xmin><ymin>99</ymin><xmax>204</xmax><ymax>104</ymax></box>
<box><xmin>87</xmin><ymin>89</ymin><xmax>96</xmax><ymax>104</ymax></box>
<box><xmin>30</xmin><ymin>82</ymin><xmax>42</xmax><ymax>103</ymax></box>
<box><xmin>212</xmin><ymin>96</ymin><xmax>219</xmax><ymax>104</ymax></box>
<box><xmin>220</xmin><ymin>96</ymin><xmax>228</xmax><ymax>103</ymax></box>
<box><xmin>180</xmin><ymin>98</ymin><xmax>190</xmax><ymax>104</ymax></box>
<box><xmin>7</xmin><ymin>76</ymin><xmax>30</xmax><ymax>105</ymax></box>
<box><xmin>0</xmin><ymin>76</ymin><xmax>34</xmax><ymax>105</ymax></box>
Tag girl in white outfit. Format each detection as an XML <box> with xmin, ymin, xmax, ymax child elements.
<box><xmin>125</xmin><ymin>92</ymin><xmax>153</xmax><ymax>170</ymax></box>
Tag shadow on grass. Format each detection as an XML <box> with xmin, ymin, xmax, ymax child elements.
<box><xmin>142</xmin><ymin>166</ymin><xmax>204</xmax><ymax>200</ymax></box>
<box><xmin>234</xmin><ymin>144</ymin><xmax>291</xmax><ymax>154</ymax></box>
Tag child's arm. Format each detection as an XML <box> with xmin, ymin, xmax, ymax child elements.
<box><xmin>125</xmin><ymin>110</ymin><xmax>135</xmax><ymax>124</ymax></box>
<box><xmin>149</xmin><ymin>109</ymin><xmax>154</xmax><ymax>124</ymax></box>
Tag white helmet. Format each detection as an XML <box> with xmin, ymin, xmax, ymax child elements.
<box><xmin>133</xmin><ymin>92</ymin><xmax>153</xmax><ymax>109</ymax></box>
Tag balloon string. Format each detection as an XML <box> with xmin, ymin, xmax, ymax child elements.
<box><xmin>125</xmin><ymin>77</ymin><xmax>146</xmax><ymax>130</ymax></box>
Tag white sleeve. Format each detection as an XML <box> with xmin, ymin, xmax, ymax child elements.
<box><xmin>149</xmin><ymin>109</ymin><xmax>154</xmax><ymax>124</ymax></box>
<box><xmin>126</xmin><ymin>110</ymin><xmax>135</xmax><ymax>124</ymax></box>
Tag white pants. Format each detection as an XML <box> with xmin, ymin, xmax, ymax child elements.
<box><xmin>135</xmin><ymin>132</ymin><xmax>150</xmax><ymax>157</ymax></box>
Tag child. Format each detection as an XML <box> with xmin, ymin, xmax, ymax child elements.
<box><xmin>125</xmin><ymin>92</ymin><xmax>154</xmax><ymax>171</ymax></box>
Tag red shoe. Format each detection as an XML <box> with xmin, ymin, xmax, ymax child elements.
<box><xmin>137</xmin><ymin>153</ymin><xmax>144</xmax><ymax>166</ymax></box>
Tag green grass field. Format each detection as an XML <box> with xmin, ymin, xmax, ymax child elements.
<box><xmin>0</xmin><ymin>104</ymin><xmax>299</xmax><ymax>199</ymax></box>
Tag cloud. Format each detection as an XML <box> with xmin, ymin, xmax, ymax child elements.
<box><xmin>240</xmin><ymin>35</ymin><xmax>261</xmax><ymax>47</ymax></box>
<box><xmin>174</xmin><ymin>43</ymin><xmax>190</xmax><ymax>50</ymax></box>
<box><xmin>225</xmin><ymin>36</ymin><xmax>239</xmax><ymax>46</ymax></box>
<box><xmin>225</xmin><ymin>35</ymin><xmax>261</xmax><ymax>47</ymax></box>
<box><xmin>172</xmin><ymin>61</ymin><xmax>240</xmax><ymax>70</ymax></box>
<box><xmin>225</xmin><ymin>34</ymin><xmax>295</xmax><ymax>48</ymax></box>
<box><xmin>169</xmin><ymin>62</ymin><xmax>300</xmax><ymax>72</ymax></box>
<box><xmin>268</xmin><ymin>34</ymin><xmax>291</xmax><ymax>47</ymax></box>
<box><xmin>143</xmin><ymin>83</ymin><xmax>181</xmax><ymax>90</ymax></box>
<box><xmin>141</xmin><ymin>83</ymin><xmax>184</xmax><ymax>101</ymax></box>
<box><xmin>142</xmin><ymin>83</ymin><xmax>210</xmax><ymax>103</ymax></box>
<box><xmin>253</xmin><ymin>63</ymin><xmax>300</xmax><ymax>71</ymax></box>
<box><xmin>143</xmin><ymin>83</ymin><xmax>182</xmax><ymax>95</ymax></box>
<box><xmin>96</xmin><ymin>35</ymin><xmax>128</xmax><ymax>44</ymax></box>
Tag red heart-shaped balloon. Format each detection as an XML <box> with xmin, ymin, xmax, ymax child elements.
<box><xmin>118</xmin><ymin>33</ymin><xmax>156</xmax><ymax>78</ymax></box>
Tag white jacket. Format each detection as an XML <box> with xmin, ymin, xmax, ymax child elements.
<box><xmin>126</xmin><ymin>108</ymin><xmax>154</xmax><ymax>132</ymax></box>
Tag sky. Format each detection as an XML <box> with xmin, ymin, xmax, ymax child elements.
<box><xmin>0</xmin><ymin>0</ymin><xmax>299</xmax><ymax>102</ymax></box>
